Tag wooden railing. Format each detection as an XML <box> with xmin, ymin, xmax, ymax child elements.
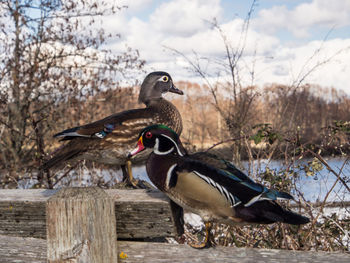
<box><xmin>0</xmin><ymin>188</ymin><xmax>349</xmax><ymax>262</ymax></box>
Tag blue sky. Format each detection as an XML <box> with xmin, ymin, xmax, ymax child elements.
<box><xmin>102</xmin><ymin>0</ymin><xmax>350</xmax><ymax>92</ymax></box>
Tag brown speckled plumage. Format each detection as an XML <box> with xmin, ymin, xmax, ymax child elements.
<box><xmin>43</xmin><ymin>72</ymin><xmax>183</xmax><ymax>170</ymax></box>
<box><xmin>75</xmin><ymin>99</ymin><xmax>182</xmax><ymax>165</ymax></box>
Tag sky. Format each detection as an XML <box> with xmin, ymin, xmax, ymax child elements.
<box><xmin>81</xmin><ymin>1</ymin><xmax>350</xmax><ymax>92</ymax></box>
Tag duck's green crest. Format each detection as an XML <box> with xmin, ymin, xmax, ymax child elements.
<box><xmin>139</xmin><ymin>124</ymin><xmax>179</xmax><ymax>139</ymax></box>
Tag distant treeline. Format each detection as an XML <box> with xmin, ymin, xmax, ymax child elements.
<box><xmin>172</xmin><ymin>82</ymin><xmax>350</xmax><ymax>159</ymax></box>
<box><xmin>1</xmin><ymin>82</ymin><xmax>350</xmax><ymax>172</ymax></box>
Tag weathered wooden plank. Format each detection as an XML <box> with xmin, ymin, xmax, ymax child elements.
<box><xmin>1</xmin><ymin>235</ymin><xmax>349</xmax><ymax>263</ymax></box>
<box><xmin>47</xmin><ymin>187</ymin><xmax>117</xmax><ymax>263</ymax></box>
<box><xmin>0</xmin><ymin>189</ymin><xmax>176</xmax><ymax>239</ymax></box>
<box><xmin>117</xmin><ymin>242</ymin><xmax>350</xmax><ymax>263</ymax></box>
<box><xmin>0</xmin><ymin>201</ymin><xmax>46</xmax><ymax>238</ymax></box>
<box><xmin>0</xmin><ymin>235</ymin><xmax>46</xmax><ymax>263</ymax></box>
<box><xmin>109</xmin><ymin>189</ymin><xmax>175</xmax><ymax>239</ymax></box>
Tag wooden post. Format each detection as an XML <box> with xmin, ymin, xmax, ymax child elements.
<box><xmin>46</xmin><ymin>187</ymin><xmax>117</xmax><ymax>263</ymax></box>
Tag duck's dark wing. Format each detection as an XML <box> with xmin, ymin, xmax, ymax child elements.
<box><xmin>54</xmin><ymin>108</ymin><xmax>155</xmax><ymax>141</ymax></box>
<box><xmin>176</xmin><ymin>157</ymin><xmax>293</xmax><ymax>207</ymax></box>
<box><xmin>43</xmin><ymin>107</ymin><xmax>158</xmax><ymax>170</ymax></box>
<box><xmin>190</xmin><ymin>152</ymin><xmax>256</xmax><ymax>183</ymax></box>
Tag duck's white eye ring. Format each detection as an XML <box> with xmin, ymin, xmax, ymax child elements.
<box><xmin>160</xmin><ymin>76</ymin><xmax>169</xmax><ymax>82</ymax></box>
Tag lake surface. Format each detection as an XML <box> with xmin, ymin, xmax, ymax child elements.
<box><xmin>247</xmin><ymin>157</ymin><xmax>350</xmax><ymax>203</ymax></box>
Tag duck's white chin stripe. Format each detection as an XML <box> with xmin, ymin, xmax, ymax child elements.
<box><xmin>154</xmin><ymin>138</ymin><xmax>174</xmax><ymax>155</ymax></box>
<box><xmin>159</xmin><ymin>134</ymin><xmax>184</xmax><ymax>156</ymax></box>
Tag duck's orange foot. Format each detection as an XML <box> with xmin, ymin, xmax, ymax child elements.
<box><xmin>187</xmin><ymin>222</ymin><xmax>212</xmax><ymax>249</ymax></box>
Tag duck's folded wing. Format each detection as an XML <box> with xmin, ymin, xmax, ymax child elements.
<box><xmin>190</xmin><ymin>152</ymin><xmax>256</xmax><ymax>183</ymax></box>
<box><xmin>176</xmin><ymin>159</ymin><xmax>293</xmax><ymax>207</ymax></box>
<box><xmin>166</xmin><ymin>165</ymin><xmax>241</xmax><ymax>214</ymax></box>
<box><xmin>54</xmin><ymin>108</ymin><xmax>156</xmax><ymax>141</ymax></box>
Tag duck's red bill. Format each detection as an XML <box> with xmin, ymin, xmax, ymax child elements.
<box><xmin>128</xmin><ymin>137</ymin><xmax>145</xmax><ymax>157</ymax></box>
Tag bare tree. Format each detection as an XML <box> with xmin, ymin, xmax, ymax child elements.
<box><xmin>0</xmin><ymin>0</ymin><xmax>144</xmax><ymax>175</ymax></box>
<box><xmin>166</xmin><ymin>0</ymin><xmax>259</xmax><ymax>164</ymax></box>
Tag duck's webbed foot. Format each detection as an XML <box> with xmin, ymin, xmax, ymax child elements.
<box><xmin>120</xmin><ymin>160</ymin><xmax>139</xmax><ymax>188</ymax></box>
<box><xmin>121</xmin><ymin>160</ymin><xmax>151</xmax><ymax>189</ymax></box>
<box><xmin>188</xmin><ymin>222</ymin><xmax>212</xmax><ymax>249</ymax></box>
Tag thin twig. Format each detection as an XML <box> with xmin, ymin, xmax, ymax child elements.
<box><xmin>307</xmin><ymin>149</ymin><xmax>350</xmax><ymax>192</ymax></box>
<box><xmin>204</xmin><ymin>136</ymin><xmax>245</xmax><ymax>152</ymax></box>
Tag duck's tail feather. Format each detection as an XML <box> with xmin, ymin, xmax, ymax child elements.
<box><xmin>278</xmin><ymin>207</ymin><xmax>310</xmax><ymax>225</ymax></box>
<box><xmin>53</xmin><ymin>127</ymin><xmax>91</xmax><ymax>141</ymax></box>
<box><xmin>236</xmin><ymin>201</ymin><xmax>310</xmax><ymax>225</ymax></box>
<box><xmin>244</xmin><ymin>189</ymin><xmax>294</xmax><ymax>207</ymax></box>
<box><xmin>42</xmin><ymin>141</ymin><xmax>84</xmax><ymax>170</ymax></box>
<box><xmin>265</xmin><ymin>189</ymin><xmax>294</xmax><ymax>201</ymax></box>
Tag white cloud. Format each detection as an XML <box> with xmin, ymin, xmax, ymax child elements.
<box><xmin>106</xmin><ymin>0</ymin><xmax>223</xmax><ymax>62</ymax></box>
<box><xmin>91</xmin><ymin>0</ymin><xmax>155</xmax><ymax>42</ymax></box>
<box><xmin>163</xmin><ymin>36</ymin><xmax>350</xmax><ymax>93</ymax></box>
<box><xmin>150</xmin><ymin>0</ymin><xmax>222</xmax><ymax>37</ymax></box>
<box><xmin>254</xmin><ymin>0</ymin><xmax>350</xmax><ymax>38</ymax></box>
<box><xmin>118</xmin><ymin>0</ymin><xmax>154</xmax><ymax>11</ymax></box>
<box><xmin>159</xmin><ymin>18</ymin><xmax>280</xmax><ymax>62</ymax></box>
<box><xmin>249</xmin><ymin>38</ymin><xmax>350</xmax><ymax>91</ymax></box>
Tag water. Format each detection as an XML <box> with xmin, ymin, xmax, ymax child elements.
<box><xmin>246</xmin><ymin>157</ymin><xmax>350</xmax><ymax>203</ymax></box>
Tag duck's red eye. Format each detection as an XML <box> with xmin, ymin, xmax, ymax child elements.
<box><xmin>145</xmin><ymin>131</ymin><xmax>152</xmax><ymax>139</ymax></box>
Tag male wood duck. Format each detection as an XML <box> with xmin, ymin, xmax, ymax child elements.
<box><xmin>129</xmin><ymin>124</ymin><xmax>310</xmax><ymax>248</ymax></box>
<box><xmin>43</xmin><ymin>72</ymin><xmax>183</xmax><ymax>187</ymax></box>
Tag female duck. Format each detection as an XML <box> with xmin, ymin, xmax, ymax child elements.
<box><xmin>43</xmin><ymin>72</ymin><xmax>183</xmax><ymax>187</ymax></box>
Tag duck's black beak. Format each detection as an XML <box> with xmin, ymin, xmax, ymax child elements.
<box><xmin>169</xmin><ymin>84</ymin><xmax>184</xmax><ymax>95</ymax></box>
<box><xmin>128</xmin><ymin>137</ymin><xmax>145</xmax><ymax>158</ymax></box>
